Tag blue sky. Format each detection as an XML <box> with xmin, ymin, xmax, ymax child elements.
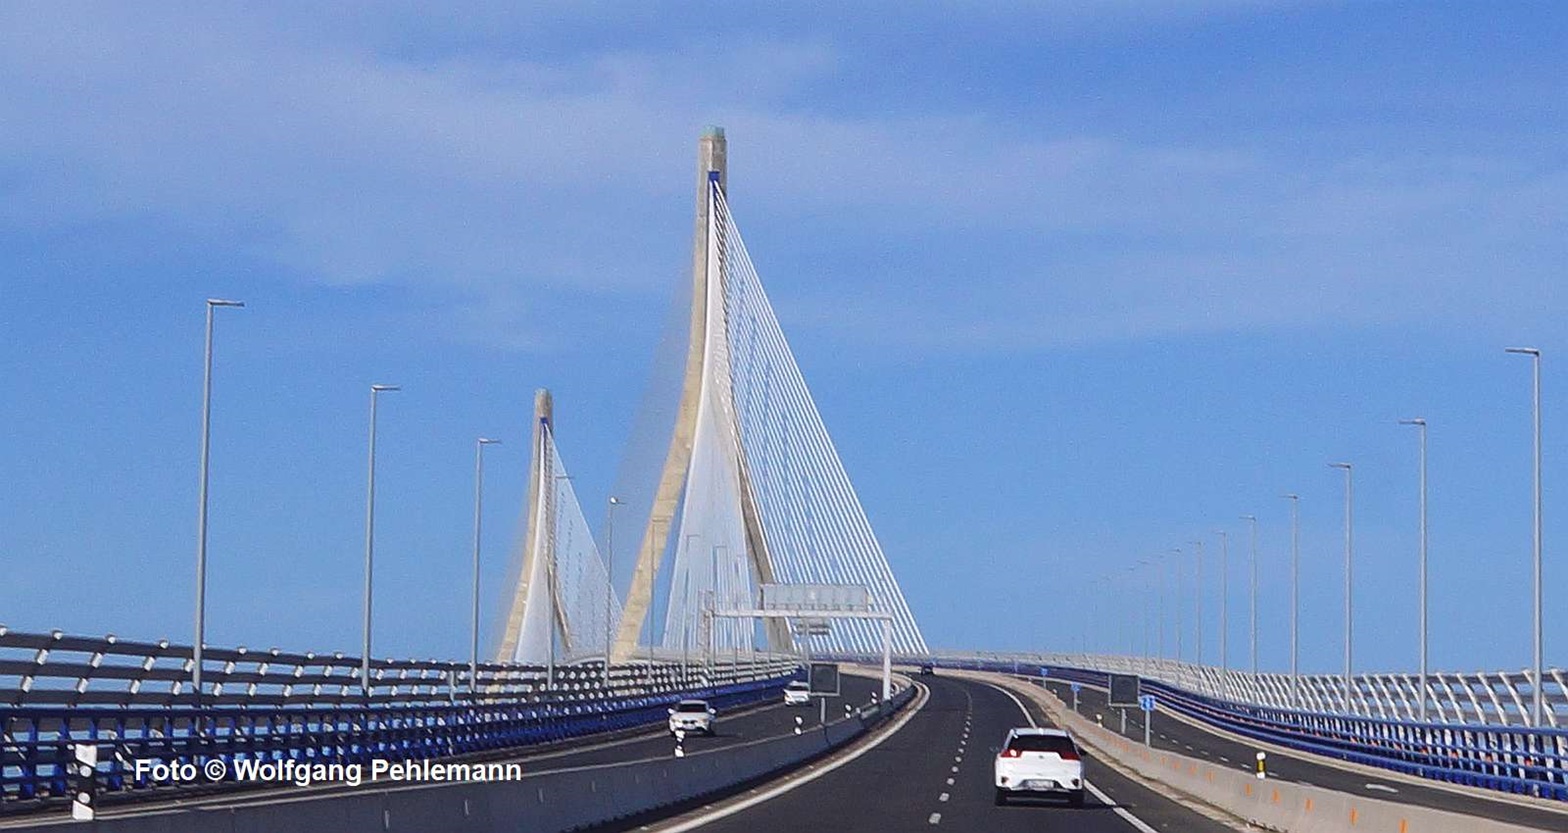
<box><xmin>2</xmin><ymin>2</ymin><xmax>1565</xmax><ymax>676</ymax></box>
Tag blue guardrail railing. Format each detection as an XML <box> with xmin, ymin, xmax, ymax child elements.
<box><xmin>935</xmin><ymin>657</ymin><xmax>1568</xmax><ymax>803</ymax></box>
<box><xmin>1</xmin><ymin>673</ymin><xmax>792</xmax><ymax>812</ymax></box>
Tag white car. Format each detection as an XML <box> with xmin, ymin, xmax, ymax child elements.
<box><xmin>668</xmin><ymin>699</ymin><xmax>716</xmax><ymax>736</ymax></box>
<box><xmin>993</xmin><ymin>727</ymin><xmax>1085</xmax><ymax>807</ymax></box>
<box><xmin>783</xmin><ymin>681</ymin><xmax>811</xmax><ymax>706</ymax></box>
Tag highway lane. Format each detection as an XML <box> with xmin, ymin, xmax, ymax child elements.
<box><xmin>516</xmin><ymin>674</ymin><xmax>881</xmax><ymax>772</ymax></box>
<box><xmin>686</xmin><ymin>674</ymin><xmax>1231</xmax><ymax>832</ymax></box>
<box><xmin>1044</xmin><ymin>679</ymin><xmax>1568</xmax><ymax>831</ymax></box>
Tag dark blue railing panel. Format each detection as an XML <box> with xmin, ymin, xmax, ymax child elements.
<box><xmin>1</xmin><ymin>674</ymin><xmax>792</xmax><ymax>810</ymax></box>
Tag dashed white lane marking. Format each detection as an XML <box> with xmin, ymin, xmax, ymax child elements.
<box><xmin>1220</xmin><ymin>756</ymin><xmax>1230</xmax><ymax>763</ymax></box>
<box><xmin>1365</xmin><ymin>783</ymin><xmax>1399</xmax><ymax>794</ymax></box>
<box><xmin>985</xmin><ymin>680</ymin><xmax>1163</xmax><ymax>833</ymax></box>
<box><xmin>928</xmin><ymin>812</ymin><xmax>942</xmax><ymax>824</ymax></box>
<box><xmin>938</xmin><ymin>792</ymin><xmax>949</xmax><ymax>802</ymax></box>
<box><xmin>951</xmin><ymin>765</ymin><xmax>959</xmax><ymax>772</ymax></box>
<box><xmin>954</xmin><ymin>755</ymin><xmax>962</xmax><ymax>762</ymax></box>
<box><xmin>653</xmin><ymin>681</ymin><xmax>930</xmax><ymax>833</ymax></box>
<box><xmin>946</xmin><ymin>777</ymin><xmax>954</xmax><ymax>785</ymax></box>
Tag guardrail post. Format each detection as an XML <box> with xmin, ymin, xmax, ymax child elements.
<box><xmin>69</xmin><ymin>743</ymin><xmax>97</xmax><ymax>821</ymax></box>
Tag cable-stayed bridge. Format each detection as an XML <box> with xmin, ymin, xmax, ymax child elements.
<box><xmin>2</xmin><ymin>129</ymin><xmax>1565</xmax><ymax>832</ymax></box>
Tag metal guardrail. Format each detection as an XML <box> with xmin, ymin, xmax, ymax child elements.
<box><xmin>0</xmin><ymin>627</ymin><xmax>798</xmax><ymax>813</ymax></box>
<box><xmin>0</xmin><ymin>625</ymin><xmax>785</xmax><ymax>708</ymax></box>
<box><xmin>932</xmin><ymin>650</ymin><xmax>1568</xmax><ymax>728</ymax></box>
<box><xmin>918</xmin><ymin>654</ymin><xmax>1568</xmax><ymax>803</ymax></box>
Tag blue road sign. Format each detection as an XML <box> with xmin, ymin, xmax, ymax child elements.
<box><xmin>1039</xmin><ymin>667</ymin><xmax>1049</xmax><ymax>678</ymax></box>
<box><xmin>1070</xmin><ymin>682</ymin><xmax>1082</xmax><ymax>693</ymax></box>
<box><xmin>1139</xmin><ymin>694</ymin><xmax>1156</xmax><ymax>712</ymax></box>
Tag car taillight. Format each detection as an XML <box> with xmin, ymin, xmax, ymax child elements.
<box><xmin>1058</xmin><ymin>748</ymin><xmax>1080</xmax><ymax>761</ymax></box>
<box><xmin>1000</xmin><ymin>749</ymin><xmax>1022</xmax><ymax>758</ymax></box>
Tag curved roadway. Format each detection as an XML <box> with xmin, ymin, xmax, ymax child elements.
<box><xmin>669</xmin><ymin>673</ymin><xmax>1231</xmax><ymax>833</ymax></box>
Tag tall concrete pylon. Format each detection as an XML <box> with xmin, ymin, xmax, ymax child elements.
<box><xmin>611</xmin><ymin>128</ymin><xmax>789</xmax><ymax>663</ymax></box>
<box><xmin>496</xmin><ymin>388</ymin><xmax>557</xmax><ymax>663</ymax></box>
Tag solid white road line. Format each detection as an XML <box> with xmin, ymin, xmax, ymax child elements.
<box><xmin>651</xmin><ymin>682</ymin><xmax>930</xmax><ymax>833</ymax></box>
<box><xmin>986</xmin><ymin>680</ymin><xmax>1163</xmax><ymax>833</ymax></box>
<box><xmin>1365</xmin><ymin>783</ymin><xmax>1399</xmax><ymax>794</ymax></box>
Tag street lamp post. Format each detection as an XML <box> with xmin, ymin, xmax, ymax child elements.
<box><xmin>1399</xmin><ymin>418</ymin><xmax>1428</xmax><ymax>721</ymax></box>
<box><xmin>606</xmin><ymin>496</ymin><xmax>623</xmax><ymax>688</ymax></box>
<box><xmin>193</xmin><ymin>298</ymin><xmax>244</xmax><ymax>699</ymax></box>
<box><xmin>1330</xmin><ymin>462</ymin><xmax>1354</xmax><ymax>714</ymax></box>
<box><xmin>1155</xmin><ymin>556</ymin><xmax>1166</xmax><ymax>663</ymax></box>
<box><xmin>362</xmin><ymin>384</ymin><xmax>400</xmax><ymax>696</ymax></box>
<box><xmin>1240</xmin><ymin>515</ymin><xmax>1258</xmax><ymax>684</ymax></box>
<box><xmin>1188</xmin><ymin>539</ymin><xmax>1205</xmax><ymax>667</ymax></box>
<box><xmin>1136</xmin><ymin>560</ymin><xmax>1153</xmax><ymax>663</ymax></box>
<box><xmin>1506</xmin><ymin>347</ymin><xmax>1544</xmax><ymax>728</ymax></box>
<box><xmin>1215</xmin><ymin>530</ymin><xmax>1229</xmax><ymax>692</ymax></box>
<box><xmin>1170</xmin><ymin>548</ymin><xmax>1184</xmax><ymax>666</ymax></box>
<box><xmin>1282</xmin><ymin>495</ymin><xmax>1300</xmax><ymax>708</ymax></box>
<box><xmin>470</xmin><ymin>437</ymin><xmax>501</xmax><ymax>695</ymax></box>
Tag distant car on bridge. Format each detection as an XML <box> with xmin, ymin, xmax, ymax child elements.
<box><xmin>668</xmin><ymin>699</ymin><xmax>717</xmax><ymax>736</ymax></box>
<box><xmin>993</xmin><ymin>727</ymin><xmax>1085</xmax><ymax>807</ymax></box>
<box><xmin>783</xmin><ymin>680</ymin><xmax>811</xmax><ymax>706</ymax></box>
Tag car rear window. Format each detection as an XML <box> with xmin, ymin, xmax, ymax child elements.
<box><xmin>1007</xmin><ymin>735</ymin><xmax>1077</xmax><ymax>754</ymax></box>
<box><xmin>676</xmin><ymin>702</ymin><xmax>708</xmax><ymax>713</ymax></box>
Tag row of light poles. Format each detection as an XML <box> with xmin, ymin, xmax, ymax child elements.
<box><xmin>190</xmin><ymin>300</ymin><xmax>510</xmax><ymax>698</ymax></box>
<box><xmin>1132</xmin><ymin>347</ymin><xmax>1544</xmax><ymax>725</ymax></box>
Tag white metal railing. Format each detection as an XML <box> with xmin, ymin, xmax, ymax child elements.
<box><xmin>929</xmin><ymin>650</ymin><xmax>1566</xmax><ymax>728</ymax></box>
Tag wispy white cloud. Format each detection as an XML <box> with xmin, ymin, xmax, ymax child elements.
<box><xmin>0</xmin><ymin>3</ymin><xmax>1562</xmax><ymax>355</ymax></box>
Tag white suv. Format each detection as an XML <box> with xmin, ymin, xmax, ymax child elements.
<box><xmin>668</xmin><ymin>699</ymin><xmax>716</xmax><ymax>736</ymax></box>
<box><xmin>993</xmin><ymin>728</ymin><xmax>1085</xmax><ymax>807</ymax></box>
<box><xmin>783</xmin><ymin>681</ymin><xmax>811</xmax><ymax>706</ymax></box>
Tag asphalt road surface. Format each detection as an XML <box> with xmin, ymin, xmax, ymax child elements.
<box><xmin>1044</xmin><ymin>679</ymin><xmax>1568</xmax><ymax>831</ymax></box>
<box><xmin>513</xmin><ymin>673</ymin><xmax>881</xmax><ymax>772</ymax></box>
<box><xmin>688</xmin><ymin>673</ymin><xmax>1232</xmax><ymax>832</ymax></box>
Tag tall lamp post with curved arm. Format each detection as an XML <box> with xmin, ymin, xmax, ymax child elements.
<box><xmin>193</xmin><ymin>298</ymin><xmax>244</xmax><ymax>700</ymax></box>
<box><xmin>1329</xmin><ymin>462</ymin><xmax>1354</xmax><ymax>714</ymax></box>
<box><xmin>1282</xmin><ymin>494</ymin><xmax>1300</xmax><ymax>708</ymax></box>
<box><xmin>1505</xmin><ymin>347</ymin><xmax>1544</xmax><ymax>727</ymax></box>
<box><xmin>1398</xmin><ymin>418</ymin><xmax>1428</xmax><ymax>721</ymax></box>
<box><xmin>470</xmin><ymin>437</ymin><xmax>501</xmax><ymax>694</ymax></box>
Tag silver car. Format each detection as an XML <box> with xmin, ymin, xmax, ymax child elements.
<box><xmin>668</xmin><ymin>699</ymin><xmax>717</xmax><ymax>735</ymax></box>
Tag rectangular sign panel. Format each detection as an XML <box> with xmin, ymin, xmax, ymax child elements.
<box><xmin>808</xmin><ymin>662</ymin><xmax>841</xmax><ymax>696</ymax></box>
<box><xmin>1108</xmin><ymin>674</ymin><xmax>1141</xmax><ymax>707</ymax></box>
<box><xmin>761</xmin><ymin>584</ymin><xmax>870</xmax><ymax>612</ymax></box>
